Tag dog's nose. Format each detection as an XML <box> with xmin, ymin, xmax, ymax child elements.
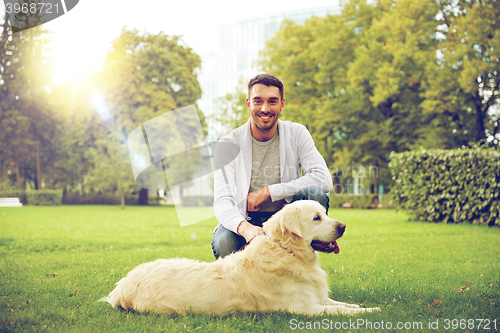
<box><xmin>337</xmin><ymin>222</ymin><xmax>346</xmax><ymax>236</ymax></box>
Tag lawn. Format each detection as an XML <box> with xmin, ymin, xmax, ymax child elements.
<box><xmin>0</xmin><ymin>205</ymin><xmax>499</xmax><ymax>332</ymax></box>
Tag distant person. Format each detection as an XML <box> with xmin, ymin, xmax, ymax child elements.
<box><xmin>212</xmin><ymin>73</ymin><xmax>333</xmax><ymax>259</ymax></box>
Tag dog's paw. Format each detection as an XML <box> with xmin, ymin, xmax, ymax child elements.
<box><xmin>326</xmin><ymin>299</ymin><xmax>361</xmax><ymax>308</ymax></box>
<box><xmin>365</xmin><ymin>307</ymin><xmax>381</xmax><ymax>312</ymax></box>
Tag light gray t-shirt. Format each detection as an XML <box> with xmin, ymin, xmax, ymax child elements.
<box><xmin>250</xmin><ymin>130</ymin><xmax>286</xmax><ymax>212</ymax></box>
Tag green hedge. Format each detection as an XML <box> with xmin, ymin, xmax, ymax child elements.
<box><xmin>63</xmin><ymin>192</ymin><xmax>140</xmax><ymax>205</ymax></box>
<box><xmin>389</xmin><ymin>147</ymin><xmax>500</xmax><ymax>226</ymax></box>
<box><xmin>0</xmin><ymin>190</ymin><xmax>63</xmax><ymax>205</ymax></box>
<box><xmin>328</xmin><ymin>193</ymin><xmax>381</xmax><ymax>209</ymax></box>
<box><xmin>0</xmin><ymin>190</ymin><xmax>28</xmax><ymax>204</ymax></box>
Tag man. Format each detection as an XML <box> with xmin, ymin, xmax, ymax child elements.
<box><xmin>212</xmin><ymin>73</ymin><xmax>333</xmax><ymax>259</ymax></box>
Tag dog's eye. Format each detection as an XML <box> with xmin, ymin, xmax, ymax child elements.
<box><xmin>313</xmin><ymin>214</ymin><xmax>321</xmax><ymax>221</ymax></box>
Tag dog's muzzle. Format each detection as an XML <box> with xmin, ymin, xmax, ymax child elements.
<box><xmin>310</xmin><ymin>222</ymin><xmax>346</xmax><ymax>254</ymax></box>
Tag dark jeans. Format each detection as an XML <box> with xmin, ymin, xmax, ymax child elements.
<box><xmin>211</xmin><ymin>186</ymin><xmax>329</xmax><ymax>259</ymax></box>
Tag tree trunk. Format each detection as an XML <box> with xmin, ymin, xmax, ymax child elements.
<box><xmin>14</xmin><ymin>162</ymin><xmax>22</xmax><ymax>190</ymax></box>
<box><xmin>138</xmin><ymin>188</ymin><xmax>148</xmax><ymax>205</ymax></box>
<box><xmin>333</xmin><ymin>174</ymin><xmax>340</xmax><ymax>194</ymax></box>
<box><xmin>35</xmin><ymin>142</ymin><xmax>41</xmax><ymax>189</ymax></box>
<box><xmin>474</xmin><ymin>100</ymin><xmax>486</xmax><ymax>142</ymax></box>
<box><xmin>121</xmin><ymin>189</ymin><xmax>125</xmax><ymax>210</ymax></box>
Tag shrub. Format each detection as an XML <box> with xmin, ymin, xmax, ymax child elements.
<box><xmin>26</xmin><ymin>190</ymin><xmax>63</xmax><ymax>205</ymax></box>
<box><xmin>0</xmin><ymin>190</ymin><xmax>28</xmax><ymax>204</ymax></box>
<box><xmin>0</xmin><ymin>190</ymin><xmax>63</xmax><ymax>205</ymax></box>
<box><xmin>328</xmin><ymin>193</ymin><xmax>379</xmax><ymax>209</ymax></box>
<box><xmin>389</xmin><ymin>147</ymin><xmax>500</xmax><ymax>226</ymax></box>
<box><xmin>63</xmin><ymin>191</ymin><xmax>138</xmax><ymax>205</ymax></box>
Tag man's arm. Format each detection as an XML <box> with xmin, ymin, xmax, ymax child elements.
<box><xmin>213</xmin><ymin>156</ymin><xmax>248</xmax><ymax>234</ymax></box>
<box><xmin>237</xmin><ymin>220</ymin><xmax>265</xmax><ymax>242</ymax></box>
<box><xmin>246</xmin><ymin>186</ymin><xmax>270</xmax><ymax>212</ymax></box>
<box><xmin>213</xmin><ymin>134</ymin><xmax>267</xmax><ymax>238</ymax></box>
<box><xmin>214</xmin><ymin>175</ymin><xmax>267</xmax><ymax>241</ymax></box>
<box><xmin>234</xmin><ymin>186</ymin><xmax>268</xmax><ymax>242</ymax></box>
<box><xmin>268</xmin><ymin>125</ymin><xmax>333</xmax><ymax>201</ymax></box>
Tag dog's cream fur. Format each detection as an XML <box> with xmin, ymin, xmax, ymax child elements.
<box><xmin>101</xmin><ymin>200</ymin><xmax>380</xmax><ymax>315</ymax></box>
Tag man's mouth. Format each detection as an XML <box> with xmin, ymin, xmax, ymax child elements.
<box><xmin>259</xmin><ymin>114</ymin><xmax>273</xmax><ymax>120</ymax></box>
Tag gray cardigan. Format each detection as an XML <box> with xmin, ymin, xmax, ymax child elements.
<box><xmin>213</xmin><ymin>119</ymin><xmax>333</xmax><ymax>234</ymax></box>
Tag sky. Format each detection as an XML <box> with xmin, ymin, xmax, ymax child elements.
<box><xmin>1</xmin><ymin>0</ymin><xmax>340</xmax><ymax>85</ymax></box>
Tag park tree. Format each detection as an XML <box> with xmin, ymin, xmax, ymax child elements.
<box><xmin>423</xmin><ymin>0</ymin><xmax>500</xmax><ymax>146</ymax></box>
<box><xmin>92</xmin><ymin>28</ymin><xmax>204</xmax><ymax>207</ymax></box>
<box><xmin>257</xmin><ymin>0</ymin><xmax>500</xmax><ymax>192</ymax></box>
<box><xmin>0</xmin><ymin>13</ymin><xmax>56</xmax><ymax>190</ymax></box>
<box><xmin>340</xmin><ymin>0</ymin><xmax>441</xmax><ymax>189</ymax></box>
<box><xmin>260</xmin><ymin>0</ymin><xmax>441</xmax><ymax>191</ymax></box>
<box><xmin>260</xmin><ymin>14</ymin><xmax>348</xmax><ymax>166</ymax></box>
<box><xmin>44</xmin><ymin>83</ymin><xmax>102</xmax><ymax>192</ymax></box>
<box><xmin>215</xmin><ymin>80</ymin><xmax>248</xmax><ymax>137</ymax></box>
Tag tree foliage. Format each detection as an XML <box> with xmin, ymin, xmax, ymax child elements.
<box><xmin>0</xmin><ymin>22</ymin><xmax>205</xmax><ymax>207</ymax></box>
<box><xmin>0</xmin><ymin>13</ymin><xmax>56</xmax><ymax>190</ymax></box>
<box><xmin>91</xmin><ymin>28</ymin><xmax>204</xmax><ymax>206</ymax></box>
<box><xmin>2</xmin><ymin>0</ymin><xmax>499</xmax><ymax>202</ymax></box>
<box><xmin>215</xmin><ymin>80</ymin><xmax>248</xmax><ymax>137</ymax></box>
<box><xmin>252</xmin><ymin>0</ymin><xmax>500</xmax><ymax>192</ymax></box>
<box><xmin>423</xmin><ymin>0</ymin><xmax>500</xmax><ymax>146</ymax></box>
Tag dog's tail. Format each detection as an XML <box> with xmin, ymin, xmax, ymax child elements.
<box><xmin>98</xmin><ymin>285</ymin><xmax>122</xmax><ymax>308</ymax></box>
<box><xmin>98</xmin><ymin>278</ymin><xmax>133</xmax><ymax>310</ymax></box>
<box><xmin>98</xmin><ymin>296</ymin><xmax>115</xmax><ymax>307</ymax></box>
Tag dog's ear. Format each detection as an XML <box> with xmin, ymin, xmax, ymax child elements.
<box><xmin>280</xmin><ymin>206</ymin><xmax>303</xmax><ymax>238</ymax></box>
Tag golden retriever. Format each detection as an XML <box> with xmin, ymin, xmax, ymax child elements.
<box><xmin>100</xmin><ymin>200</ymin><xmax>380</xmax><ymax>315</ymax></box>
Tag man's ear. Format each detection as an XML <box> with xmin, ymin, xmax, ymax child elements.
<box><xmin>280</xmin><ymin>206</ymin><xmax>303</xmax><ymax>238</ymax></box>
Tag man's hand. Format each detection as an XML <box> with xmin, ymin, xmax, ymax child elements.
<box><xmin>237</xmin><ymin>220</ymin><xmax>265</xmax><ymax>243</ymax></box>
<box><xmin>247</xmin><ymin>186</ymin><xmax>270</xmax><ymax>212</ymax></box>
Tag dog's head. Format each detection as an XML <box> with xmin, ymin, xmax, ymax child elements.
<box><xmin>263</xmin><ymin>200</ymin><xmax>346</xmax><ymax>255</ymax></box>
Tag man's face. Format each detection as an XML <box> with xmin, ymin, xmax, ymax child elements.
<box><xmin>246</xmin><ymin>84</ymin><xmax>284</xmax><ymax>135</ymax></box>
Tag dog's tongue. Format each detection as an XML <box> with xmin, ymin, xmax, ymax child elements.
<box><xmin>332</xmin><ymin>241</ymin><xmax>340</xmax><ymax>254</ymax></box>
<box><xmin>310</xmin><ymin>240</ymin><xmax>340</xmax><ymax>254</ymax></box>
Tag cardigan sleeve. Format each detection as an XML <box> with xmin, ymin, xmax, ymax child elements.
<box><xmin>213</xmin><ymin>163</ymin><xmax>247</xmax><ymax>234</ymax></box>
<box><xmin>212</xmin><ymin>133</ymin><xmax>248</xmax><ymax>234</ymax></box>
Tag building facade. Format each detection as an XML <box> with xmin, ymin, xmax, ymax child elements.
<box><xmin>197</xmin><ymin>5</ymin><xmax>342</xmax><ymax>141</ymax></box>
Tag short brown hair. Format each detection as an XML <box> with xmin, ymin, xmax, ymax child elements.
<box><xmin>248</xmin><ymin>73</ymin><xmax>284</xmax><ymax>100</ymax></box>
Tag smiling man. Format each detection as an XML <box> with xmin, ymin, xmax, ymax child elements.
<box><xmin>212</xmin><ymin>73</ymin><xmax>333</xmax><ymax>259</ymax></box>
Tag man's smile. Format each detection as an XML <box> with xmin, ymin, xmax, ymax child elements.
<box><xmin>259</xmin><ymin>114</ymin><xmax>273</xmax><ymax>120</ymax></box>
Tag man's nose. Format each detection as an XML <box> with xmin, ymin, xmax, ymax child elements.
<box><xmin>261</xmin><ymin>102</ymin><xmax>271</xmax><ymax>112</ymax></box>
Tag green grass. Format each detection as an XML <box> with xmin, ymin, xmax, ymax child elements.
<box><xmin>0</xmin><ymin>205</ymin><xmax>499</xmax><ymax>332</ymax></box>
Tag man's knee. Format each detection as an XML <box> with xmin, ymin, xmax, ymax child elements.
<box><xmin>211</xmin><ymin>225</ymin><xmax>245</xmax><ymax>259</ymax></box>
<box><xmin>292</xmin><ymin>185</ymin><xmax>329</xmax><ymax>211</ymax></box>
